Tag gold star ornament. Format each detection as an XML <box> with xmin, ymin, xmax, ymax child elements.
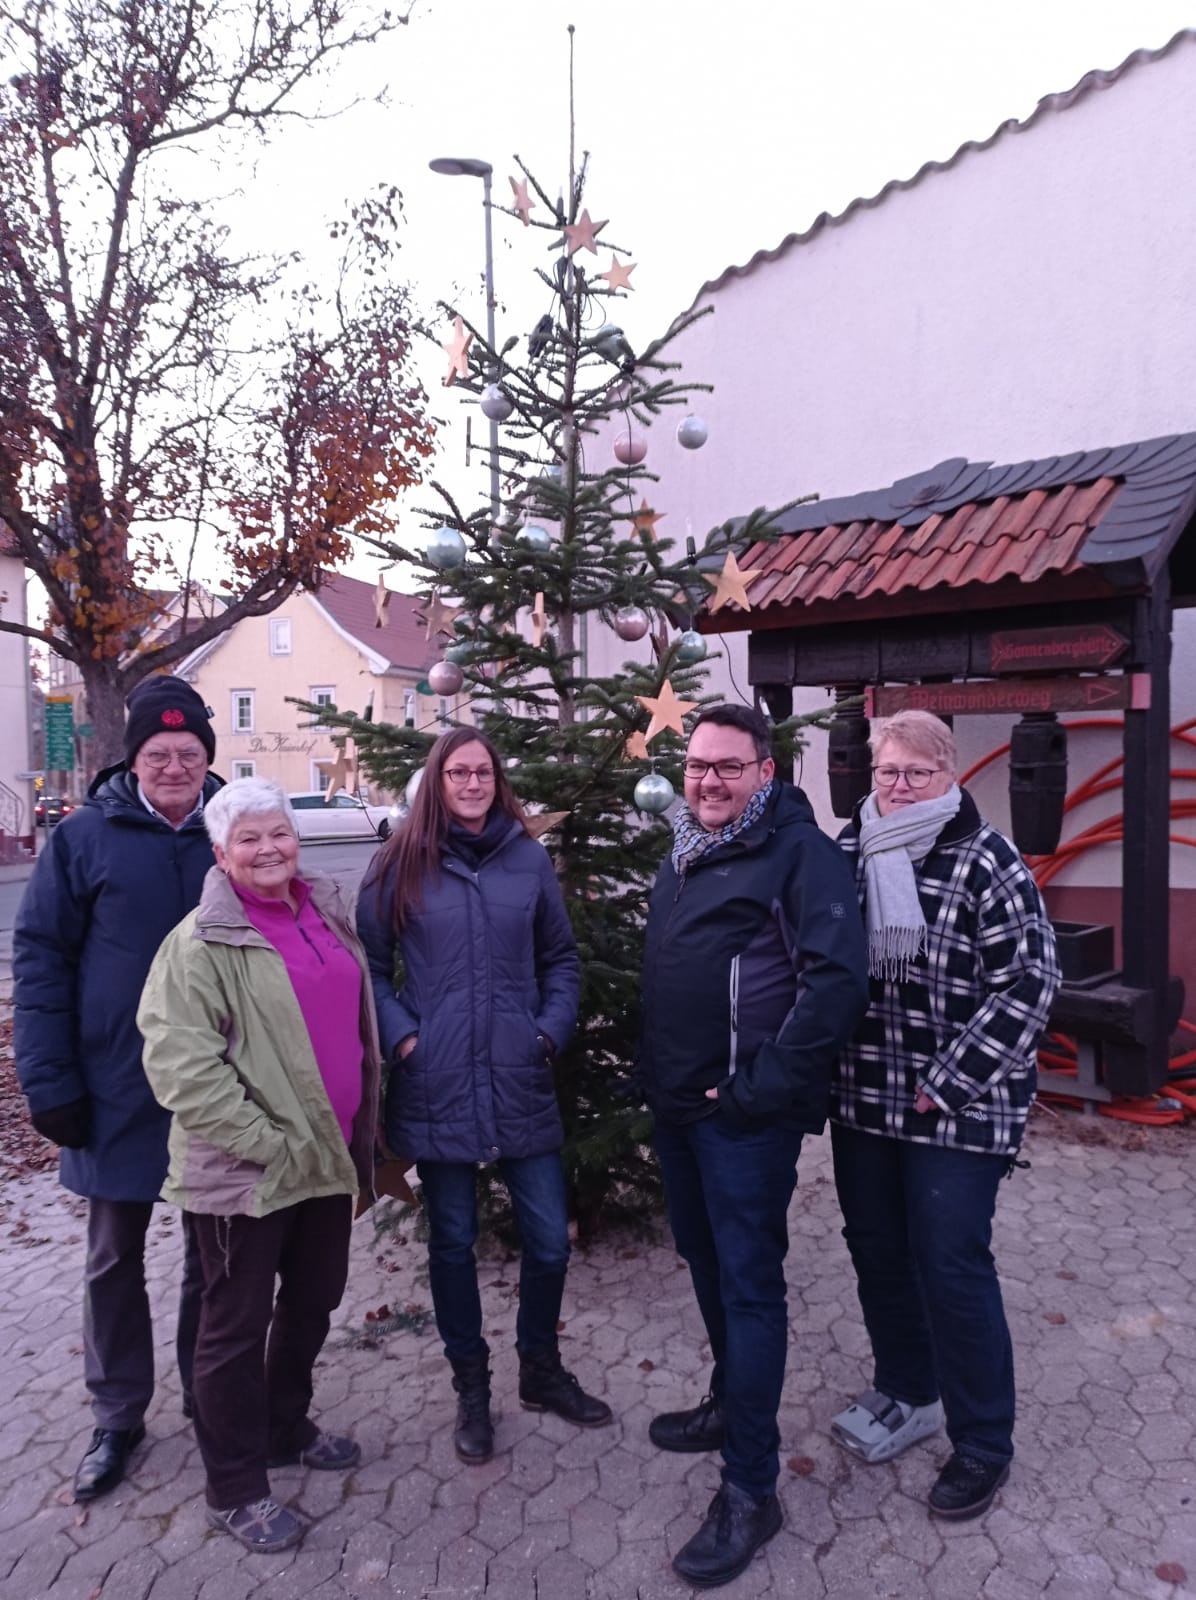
<box><xmin>509</xmin><ymin>176</ymin><xmax>535</xmax><ymax>226</ymax></box>
<box><xmin>632</xmin><ymin>499</ymin><xmax>665</xmax><ymax>540</ymax></box>
<box><xmin>563</xmin><ymin>208</ymin><xmax>608</xmax><ymax>256</ymax></box>
<box><xmin>442</xmin><ymin>315</ymin><xmax>474</xmax><ymax>386</ymax></box>
<box><xmin>636</xmin><ymin>680</ymin><xmax>699</xmax><ymax>745</ymax></box>
<box><xmin>704</xmin><ymin>551</ymin><xmax>762</xmax><ymax>614</ymax></box>
<box><xmin>598</xmin><ymin>255</ymin><xmax>636</xmax><ymax>292</ymax></box>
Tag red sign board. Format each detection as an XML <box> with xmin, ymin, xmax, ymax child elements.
<box><xmin>866</xmin><ymin>675</ymin><xmax>1150</xmax><ymax>718</ymax></box>
<box><xmin>985</xmin><ymin>622</ymin><xmax>1128</xmax><ymax>674</ymax></box>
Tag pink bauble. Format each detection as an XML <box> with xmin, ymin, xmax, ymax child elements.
<box><xmin>613</xmin><ymin>434</ymin><xmax>647</xmax><ymax>466</ymax></box>
<box><xmin>428</xmin><ymin>659</ymin><xmax>465</xmax><ymax>696</ymax></box>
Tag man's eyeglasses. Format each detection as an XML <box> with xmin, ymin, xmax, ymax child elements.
<box><xmin>444</xmin><ymin>766</ymin><xmax>496</xmax><ymax>787</ymax></box>
<box><xmin>682</xmin><ymin>758</ymin><xmax>762</xmax><ymax>781</ymax></box>
<box><xmin>872</xmin><ymin>765</ymin><xmax>942</xmax><ymax>789</ymax></box>
<box><xmin>139</xmin><ymin>749</ymin><xmax>208</xmax><ymax>770</ymax></box>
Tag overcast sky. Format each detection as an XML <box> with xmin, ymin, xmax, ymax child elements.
<box><xmin>220</xmin><ymin>0</ymin><xmax>1195</xmax><ymax>575</ymax></box>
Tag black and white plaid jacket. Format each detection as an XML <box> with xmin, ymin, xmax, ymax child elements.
<box><xmin>831</xmin><ymin>791</ymin><xmax>1060</xmax><ymax>1156</ymax></box>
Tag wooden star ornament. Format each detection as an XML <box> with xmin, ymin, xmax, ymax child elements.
<box><xmin>637</xmin><ymin>680</ymin><xmax>699</xmax><ymax>744</ymax></box>
<box><xmin>526</xmin><ymin>809</ymin><xmax>570</xmax><ymax>840</ymax></box>
<box><xmin>509</xmin><ymin>176</ymin><xmax>535</xmax><ymax>226</ymax></box>
<box><xmin>323</xmin><ymin>742</ymin><xmax>354</xmax><ymax>802</ymax></box>
<box><xmin>598</xmin><ymin>255</ymin><xmax>636</xmax><ymax>292</ymax></box>
<box><xmin>632</xmin><ymin>499</ymin><xmax>665</xmax><ymax>540</ymax></box>
<box><xmin>529</xmin><ymin>591</ymin><xmax>546</xmax><ymax>648</ymax></box>
<box><xmin>624</xmin><ymin>730</ymin><xmax>650</xmax><ymax>761</ymax></box>
<box><xmin>442</xmin><ymin>315</ymin><xmax>474</xmax><ymax>386</ymax></box>
<box><xmin>563</xmin><ymin>208</ymin><xmax>608</xmax><ymax>256</ymax></box>
<box><xmin>421</xmin><ymin>589</ymin><xmax>463</xmax><ymax>641</ymax></box>
<box><xmin>704</xmin><ymin>551</ymin><xmax>763</xmax><ymax>613</ymax></box>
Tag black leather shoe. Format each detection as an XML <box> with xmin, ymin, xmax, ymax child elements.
<box><xmin>518</xmin><ymin>1350</ymin><xmax>612</xmax><ymax>1427</ymax></box>
<box><xmin>928</xmin><ymin>1452</ymin><xmax>1010</xmax><ymax>1520</ymax></box>
<box><xmin>672</xmin><ymin>1481</ymin><xmax>783</xmax><ymax>1588</ymax></box>
<box><xmin>451</xmin><ymin>1354</ymin><xmax>494</xmax><ymax>1463</ymax></box>
<box><xmin>73</xmin><ymin>1425</ymin><xmax>146</xmax><ymax>1502</ymax></box>
<box><xmin>649</xmin><ymin>1393</ymin><xmax>725</xmax><ymax>1453</ymax></box>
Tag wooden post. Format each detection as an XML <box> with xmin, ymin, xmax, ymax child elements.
<box><xmin>759</xmin><ymin>685</ymin><xmax>794</xmax><ymax>782</ymax></box>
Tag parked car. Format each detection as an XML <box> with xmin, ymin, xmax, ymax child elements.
<box><xmin>35</xmin><ymin>795</ymin><xmax>75</xmax><ymax>827</ymax></box>
<box><xmin>287</xmin><ymin>790</ymin><xmax>397</xmax><ymax>843</ymax></box>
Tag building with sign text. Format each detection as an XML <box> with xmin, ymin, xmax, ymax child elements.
<box><xmin>0</xmin><ymin>522</ymin><xmax>35</xmax><ymax>856</ymax></box>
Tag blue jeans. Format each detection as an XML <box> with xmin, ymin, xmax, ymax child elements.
<box><xmin>654</xmin><ymin>1115</ymin><xmax>802</xmax><ymax>1500</ymax></box>
<box><xmin>418</xmin><ymin>1154</ymin><xmax>570</xmax><ymax>1364</ymax></box>
<box><xmin>831</xmin><ymin>1123</ymin><xmax>1015</xmax><ymax>1465</ymax></box>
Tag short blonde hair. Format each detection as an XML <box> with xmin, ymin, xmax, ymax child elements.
<box><xmin>869</xmin><ymin>710</ymin><xmax>957</xmax><ymax>774</ymax></box>
<box><xmin>204</xmin><ymin>777</ymin><xmax>298</xmax><ymax>851</ymax></box>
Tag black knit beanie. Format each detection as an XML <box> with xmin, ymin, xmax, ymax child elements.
<box><xmin>124</xmin><ymin>677</ymin><xmax>216</xmax><ymax>765</ymax></box>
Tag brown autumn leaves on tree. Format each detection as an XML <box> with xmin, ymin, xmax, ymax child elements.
<box><xmin>0</xmin><ymin>0</ymin><xmax>434</xmax><ymax>762</ymax></box>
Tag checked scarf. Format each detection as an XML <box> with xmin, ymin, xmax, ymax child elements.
<box><xmin>670</xmin><ymin>781</ymin><xmax>773</xmax><ymax>883</ymax></box>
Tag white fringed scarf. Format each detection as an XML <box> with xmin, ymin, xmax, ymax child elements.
<box><xmin>857</xmin><ymin>785</ymin><xmax>962</xmax><ymax>980</ymax></box>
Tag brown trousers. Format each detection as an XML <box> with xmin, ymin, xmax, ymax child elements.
<box><xmin>189</xmin><ymin>1194</ymin><xmax>352</xmax><ymax>1509</ymax></box>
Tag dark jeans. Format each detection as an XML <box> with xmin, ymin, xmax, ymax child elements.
<box><xmin>83</xmin><ymin>1199</ymin><xmax>204</xmax><ymax>1429</ymax></box>
<box><xmin>417</xmin><ymin>1154</ymin><xmax>570</xmax><ymax>1364</ymax></box>
<box><xmin>190</xmin><ymin>1195</ymin><xmax>352</xmax><ymax>1509</ymax></box>
<box><xmin>831</xmin><ymin>1123</ymin><xmax>1015</xmax><ymax>1465</ymax></box>
<box><xmin>653</xmin><ymin>1115</ymin><xmax>802</xmax><ymax>1500</ymax></box>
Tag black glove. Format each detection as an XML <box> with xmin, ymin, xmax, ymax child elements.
<box><xmin>30</xmin><ymin>1096</ymin><xmax>92</xmax><ymax>1149</ymax></box>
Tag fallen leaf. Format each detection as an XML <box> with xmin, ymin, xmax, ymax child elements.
<box><xmin>74</xmin><ymin>1508</ymin><xmax>89</xmax><ymax>1527</ymax></box>
<box><xmin>1156</xmin><ymin>1563</ymin><xmax>1187</xmax><ymax>1584</ymax></box>
<box><xmin>1056</xmin><ymin>1270</ymin><xmax>1077</xmax><ymax>1281</ymax></box>
<box><xmin>620</xmin><ymin>1249</ymin><xmax>639</xmax><ymax>1260</ymax></box>
<box><xmin>787</xmin><ymin>1456</ymin><xmax>816</xmax><ymax>1476</ymax></box>
<box><xmin>638</xmin><ymin>1359</ymin><xmax>655</xmax><ymax>1372</ymax></box>
<box><xmin>1044</xmin><ymin>1311</ymin><xmax>1067</xmax><ymax>1325</ymax></box>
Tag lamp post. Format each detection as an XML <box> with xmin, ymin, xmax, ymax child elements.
<box><xmin>428</xmin><ymin>156</ymin><xmax>500</xmax><ymax>518</ymax></box>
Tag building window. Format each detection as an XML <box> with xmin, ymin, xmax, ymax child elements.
<box><xmin>231</xmin><ymin>690</ymin><xmax>255</xmax><ymax>733</ymax></box>
<box><xmin>269</xmin><ymin>617</ymin><xmax>292</xmax><ymax>656</ymax></box>
<box><xmin>312</xmin><ymin>761</ymin><xmax>331</xmax><ymax>792</ymax></box>
<box><xmin>310</xmin><ymin>686</ymin><xmax>335</xmax><ymax>728</ymax></box>
<box><xmin>231</xmin><ymin>760</ymin><xmax>256</xmax><ymax>780</ymax></box>
<box><xmin>403</xmin><ymin>689</ymin><xmax>416</xmax><ymax>728</ymax></box>
<box><xmin>438</xmin><ymin>696</ymin><xmax>451</xmax><ymax>727</ymax></box>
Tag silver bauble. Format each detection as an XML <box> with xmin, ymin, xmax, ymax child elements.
<box><xmin>594</xmin><ymin>323</ymin><xmax>625</xmax><ymax>363</ymax></box>
<box><xmin>425</xmin><ymin>525</ymin><xmax>467</xmax><ymax>570</ymax></box>
<box><xmin>677</xmin><ymin>415</ymin><xmax>709</xmax><ymax>450</ymax></box>
<box><xmin>518</xmin><ymin>524</ymin><xmax>553</xmax><ymax>554</ymax></box>
<box><xmin>480</xmin><ymin>383</ymin><xmax>514</xmax><ymax>422</ymax></box>
<box><xmin>427</xmin><ymin>659</ymin><xmax>465</xmax><ymax>696</ymax></box>
<box><xmin>404</xmin><ymin>769</ymin><xmax>423</xmax><ymax>806</ymax></box>
<box><xmin>613</xmin><ymin>605</ymin><xmax>650</xmax><ymax>641</ymax></box>
<box><xmin>540</xmin><ymin>463</ymin><xmax>563</xmax><ymax>483</ymax></box>
<box><xmin>443</xmin><ymin>641</ymin><xmax>472</xmax><ymax>665</ymax></box>
<box><xmin>676</xmin><ymin>629</ymin><xmax>708</xmax><ymax>664</ymax></box>
<box><xmin>634</xmin><ymin>772</ymin><xmax>676</xmax><ymax>815</ymax></box>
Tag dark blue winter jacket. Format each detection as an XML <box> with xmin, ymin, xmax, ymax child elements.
<box><xmin>639</xmin><ymin>780</ymin><xmax>870</xmax><ymax>1132</ymax></box>
<box><xmin>13</xmin><ymin>764</ymin><xmax>221</xmax><ymax>1201</ymax></box>
<box><xmin>356</xmin><ymin>813</ymin><xmax>581</xmax><ymax>1164</ymax></box>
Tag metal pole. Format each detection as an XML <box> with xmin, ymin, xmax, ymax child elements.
<box><xmin>481</xmin><ymin>167</ymin><xmax>500</xmax><ymax>519</ymax></box>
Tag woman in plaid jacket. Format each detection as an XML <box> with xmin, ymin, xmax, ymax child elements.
<box><xmin>828</xmin><ymin>710</ymin><xmax>1060</xmax><ymax>1523</ymax></box>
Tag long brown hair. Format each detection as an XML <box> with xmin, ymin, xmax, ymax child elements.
<box><xmin>377</xmin><ymin>726</ymin><xmax>530</xmax><ymax>932</ymax></box>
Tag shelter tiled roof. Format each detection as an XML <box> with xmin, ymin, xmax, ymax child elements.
<box><xmin>678</xmin><ymin>29</ymin><xmax>1196</xmax><ymax>319</ymax></box>
<box><xmin>705</xmin><ymin>432</ymin><xmax>1196</xmax><ymax>632</ymax></box>
<box><xmin>313</xmin><ymin>572</ymin><xmax>437</xmax><ymax>673</ymax></box>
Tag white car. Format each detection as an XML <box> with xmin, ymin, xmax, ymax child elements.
<box><xmin>287</xmin><ymin>790</ymin><xmax>397</xmax><ymax>843</ymax></box>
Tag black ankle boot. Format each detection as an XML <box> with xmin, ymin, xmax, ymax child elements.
<box><xmin>450</xmin><ymin>1354</ymin><xmax>493</xmax><ymax>1463</ymax></box>
<box><xmin>518</xmin><ymin>1348</ymin><xmax>612</xmax><ymax>1428</ymax></box>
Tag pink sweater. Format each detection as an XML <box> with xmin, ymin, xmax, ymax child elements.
<box><xmin>234</xmin><ymin>879</ymin><xmax>364</xmax><ymax>1145</ymax></box>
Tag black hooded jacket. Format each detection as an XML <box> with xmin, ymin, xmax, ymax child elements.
<box><xmin>638</xmin><ymin>780</ymin><xmax>869</xmax><ymax>1131</ymax></box>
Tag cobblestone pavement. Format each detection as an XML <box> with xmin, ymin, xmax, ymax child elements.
<box><xmin>1</xmin><ymin>1113</ymin><xmax>1195</xmax><ymax>1599</ymax></box>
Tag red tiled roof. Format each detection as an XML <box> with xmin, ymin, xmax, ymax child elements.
<box><xmin>701</xmin><ymin>433</ymin><xmax>1196</xmax><ymax>632</ymax></box>
<box><xmin>313</xmin><ymin>572</ymin><xmax>438</xmax><ymax>673</ymax></box>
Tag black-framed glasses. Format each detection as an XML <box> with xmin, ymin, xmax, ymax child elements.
<box><xmin>444</xmin><ymin>766</ymin><xmax>496</xmax><ymax>787</ymax></box>
<box><xmin>139</xmin><ymin>748</ymin><xmax>208</xmax><ymax>770</ymax></box>
<box><xmin>682</xmin><ymin>758</ymin><xmax>762</xmax><ymax>781</ymax></box>
<box><xmin>872</xmin><ymin>764</ymin><xmax>942</xmax><ymax>789</ymax></box>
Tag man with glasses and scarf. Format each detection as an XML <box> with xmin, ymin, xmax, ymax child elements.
<box><xmin>637</xmin><ymin>703</ymin><xmax>869</xmax><ymax>1588</ymax></box>
<box><xmin>15</xmin><ymin>677</ymin><xmax>221</xmax><ymax>1502</ymax></box>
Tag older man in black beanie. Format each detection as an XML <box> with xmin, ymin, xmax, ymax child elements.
<box><xmin>14</xmin><ymin>677</ymin><xmax>221</xmax><ymax>1501</ymax></box>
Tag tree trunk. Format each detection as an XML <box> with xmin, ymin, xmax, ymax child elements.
<box><xmin>84</xmin><ymin>667</ymin><xmax>130</xmax><ymax>769</ymax></box>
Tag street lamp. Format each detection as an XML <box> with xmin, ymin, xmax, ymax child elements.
<box><xmin>429</xmin><ymin>156</ymin><xmax>500</xmax><ymax>518</ymax></box>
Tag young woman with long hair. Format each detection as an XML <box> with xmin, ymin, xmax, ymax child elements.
<box><xmin>357</xmin><ymin>727</ymin><xmax>611</xmax><ymax>1462</ymax></box>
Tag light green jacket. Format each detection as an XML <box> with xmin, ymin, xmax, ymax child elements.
<box><xmin>138</xmin><ymin>866</ymin><xmax>381</xmax><ymax>1218</ymax></box>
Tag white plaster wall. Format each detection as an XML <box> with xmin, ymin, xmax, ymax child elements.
<box><xmin>0</xmin><ymin>555</ymin><xmax>34</xmax><ymax>837</ymax></box>
<box><xmin>589</xmin><ymin>37</ymin><xmax>1196</xmax><ymax>889</ymax></box>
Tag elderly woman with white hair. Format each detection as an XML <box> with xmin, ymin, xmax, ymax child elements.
<box><xmin>829</xmin><ymin>710</ymin><xmax>1060</xmax><ymax>1522</ymax></box>
<box><xmin>137</xmin><ymin>778</ymin><xmax>381</xmax><ymax>1554</ymax></box>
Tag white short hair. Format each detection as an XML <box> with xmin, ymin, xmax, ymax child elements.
<box><xmin>869</xmin><ymin>710</ymin><xmax>957</xmax><ymax>774</ymax></box>
<box><xmin>204</xmin><ymin>778</ymin><xmax>298</xmax><ymax>851</ymax></box>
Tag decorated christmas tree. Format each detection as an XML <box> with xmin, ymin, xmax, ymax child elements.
<box><xmin>321</xmin><ymin>93</ymin><xmax>791</xmax><ymax>1234</ymax></box>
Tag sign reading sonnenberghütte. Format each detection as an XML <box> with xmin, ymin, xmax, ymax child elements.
<box><xmin>866</xmin><ymin>674</ymin><xmax>1150</xmax><ymax>718</ymax></box>
<box><xmin>982</xmin><ymin>622</ymin><xmax>1129</xmax><ymax>674</ymax></box>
